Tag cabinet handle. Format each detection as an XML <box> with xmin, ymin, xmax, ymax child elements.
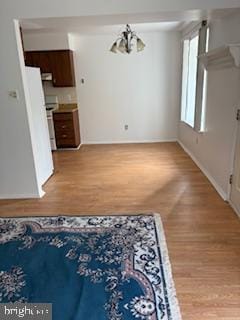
<box><xmin>62</xmin><ymin>125</ymin><xmax>67</xmax><ymax>129</ymax></box>
<box><xmin>62</xmin><ymin>134</ymin><xmax>67</xmax><ymax>138</ymax></box>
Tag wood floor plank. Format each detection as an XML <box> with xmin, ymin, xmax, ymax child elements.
<box><xmin>0</xmin><ymin>142</ymin><xmax>239</xmax><ymax>319</ymax></box>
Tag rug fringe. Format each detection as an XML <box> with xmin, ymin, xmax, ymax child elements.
<box><xmin>153</xmin><ymin>213</ymin><xmax>182</xmax><ymax>320</ymax></box>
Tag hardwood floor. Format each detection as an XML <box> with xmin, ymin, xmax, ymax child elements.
<box><xmin>0</xmin><ymin>142</ymin><xmax>239</xmax><ymax>319</ymax></box>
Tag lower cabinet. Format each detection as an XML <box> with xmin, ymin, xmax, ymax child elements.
<box><xmin>53</xmin><ymin>109</ymin><xmax>81</xmax><ymax>148</ymax></box>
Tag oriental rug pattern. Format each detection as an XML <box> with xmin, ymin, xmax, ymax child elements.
<box><xmin>0</xmin><ymin>214</ymin><xmax>181</xmax><ymax>320</ymax></box>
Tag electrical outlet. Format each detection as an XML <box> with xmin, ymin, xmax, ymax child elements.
<box><xmin>124</xmin><ymin>124</ymin><xmax>128</xmax><ymax>130</ymax></box>
<box><xmin>8</xmin><ymin>90</ymin><xmax>19</xmax><ymax>100</ymax></box>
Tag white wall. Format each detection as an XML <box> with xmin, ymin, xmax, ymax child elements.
<box><xmin>72</xmin><ymin>32</ymin><xmax>181</xmax><ymax>144</ymax></box>
<box><xmin>23</xmin><ymin>32</ymin><xmax>70</xmax><ymax>51</ymax></box>
<box><xmin>178</xmin><ymin>12</ymin><xmax>240</xmax><ymax>200</ymax></box>
<box><xmin>1</xmin><ymin>0</ymin><xmax>240</xmax><ymax>199</ymax></box>
<box><xmin>0</xmin><ymin>21</ymin><xmax>42</xmax><ymax>198</ymax></box>
<box><xmin>208</xmin><ymin>12</ymin><xmax>240</xmax><ymax>50</ymax></box>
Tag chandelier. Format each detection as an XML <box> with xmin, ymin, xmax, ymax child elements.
<box><xmin>110</xmin><ymin>24</ymin><xmax>146</xmax><ymax>54</ymax></box>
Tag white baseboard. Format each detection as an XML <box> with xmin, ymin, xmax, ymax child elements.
<box><xmin>229</xmin><ymin>200</ymin><xmax>240</xmax><ymax>218</ymax></box>
<box><xmin>82</xmin><ymin>139</ymin><xmax>177</xmax><ymax>145</ymax></box>
<box><xmin>0</xmin><ymin>193</ymin><xmax>44</xmax><ymax>200</ymax></box>
<box><xmin>55</xmin><ymin>143</ymin><xmax>82</xmax><ymax>151</ymax></box>
<box><xmin>178</xmin><ymin>140</ymin><xmax>228</xmax><ymax>201</ymax></box>
<box><xmin>38</xmin><ymin>189</ymin><xmax>45</xmax><ymax>198</ymax></box>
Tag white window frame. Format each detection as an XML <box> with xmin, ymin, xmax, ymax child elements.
<box><xmin>181</xmin><ymin>21</ymin><xmax>209</xmax><ymax>132</ymax></box>
<box><xmin>199</xmin><ymin>27</ymin><xmax>210</xmax><ymax>132</ymax></box>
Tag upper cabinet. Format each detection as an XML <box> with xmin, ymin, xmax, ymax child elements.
<box><xmin>49</xmin><ymin>50</ymin><xmax>76</xmax><ymax>87</ymax></box>
<box><xmin>25</xmin><ymin>50</ymin><xmax>76</xmax><ymax>87</ymax></box>
<box><xmin>25</xmin><ymin>51</ymin><xmax>51</xmax><ymax>73</ymax></box>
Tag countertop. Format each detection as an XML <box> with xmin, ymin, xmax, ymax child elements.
<box><xmin>53</xmin><ymin>104</ymin><xmax>78</xmax><ymax>113</ymax></box>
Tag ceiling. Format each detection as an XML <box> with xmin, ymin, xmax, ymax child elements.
<box><xmin>22</xmin><ymin>21</ymin><xmax>184</xmax><ymax>34</ymax></box>
<box><xmin>21</xmin><ymin>8</ymin><xmax>240</xmax><ymax>35</ymax></box>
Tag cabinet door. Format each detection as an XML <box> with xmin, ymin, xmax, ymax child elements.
<box><xmin>49</xmin><ymin>50</ymin><xmax>76</xmax><ymax>87</ymax></box>
<box><xmin>53</xmin><ymin>110</ymin><xmax>80</xmax><ymax>148</ymax></box>
<box><xmin>25</xmin><ymin>52</ymin><xmax>51</xmax><ymax>73</ymax></box>
<box><xmin>25</xmin><ymin>52</ymin><xmax>34</xmax><ymax>66</ymax></box>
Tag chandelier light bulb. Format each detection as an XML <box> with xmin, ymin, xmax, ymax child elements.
<box><xmin>136</xmin><ymin>38</ymin><xmax>146</xmax><ymax>52</ymax></box>
<box><xmin>110</xmin><ymin>42</ymin><xmax>118</xmax><ymax>53</ymax></box>
<box><xmin>118</xmin><ymin>39</ymin><xmax>127</xmax><ymax>54</ymax></box>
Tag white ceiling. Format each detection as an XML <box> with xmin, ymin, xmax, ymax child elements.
<box><xmin>21</xmin><ymin>8</ymin><xmax>240</xmax><ymax>35</ymax></box>
<box><xmin>21</xmin><ymin>21</ymin><xmax>184</xmax><ymax>34</ymax></box>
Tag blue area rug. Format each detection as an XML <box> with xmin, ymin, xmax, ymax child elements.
<box><xmin>0</xmin><ymin>214</ymin><xmax>181</xmax><ymax>320</ymax></box>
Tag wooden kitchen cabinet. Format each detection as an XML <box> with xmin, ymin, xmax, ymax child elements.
<box><xmin>49</xmin><ymin>50</ymin><xmax>75</xmax><ymax>87</ymax></box>
<box><xmin>25</xmin><ymin>51</ymin><xmax>51</xmax><ymax>73</ymax></box>
<box><xmin>53</xmin><ymin>109</ymin><xmax>81</xmax><ymax>148</ymax></box>
<box><xmin>25</xmin><ymin>50</ymin><xmax>75</xmax><ymax>87</ymax></box>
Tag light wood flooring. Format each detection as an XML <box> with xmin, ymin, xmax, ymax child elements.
<box><xmin>0</xmin><ymin>142</ymin><xmax>239</xmax><ymax>320</ymax></box>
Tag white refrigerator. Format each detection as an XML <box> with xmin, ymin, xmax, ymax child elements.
<box><xmin>25</xmin><ymin>67</ymin><xmax>54</xmax><ymax>193</ymax></box>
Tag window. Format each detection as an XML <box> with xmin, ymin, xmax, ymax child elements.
<box><xmin>181</xmin><ymin>22</ymin><xmax>208</xmax><ymax>131</ymax></box>
<box><xmin>181</xmin><ymin>34</ymin><xmax>199</xmax><ymax>127</ymax></box>
<box><xmin>200</xmin><ymin>27</ymin><xmax>210</xmax><ymax>132</ymax></box>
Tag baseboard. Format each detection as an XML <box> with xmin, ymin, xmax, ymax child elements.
<box><xmin>229</xmin><ymin>200</ymin><xmax>240</xmax><ymax>218</ymax></box>
<box><xmin>82</xmin><ymin>139</ymin><xmax>177</xmax><ymax>145</ymax></box>
<box><xmin>55</xmin><ymin>143</ymin><xmax>82</xmax><ymax>151</ymax></box>
<box><xmin>38</xmin><ymin>189</ymin><xmax>46</xmax><ymax>198</ymax></box>
<box><xmin>178</xmin><ymin>140</ymin><xmax>228</xmax><ymax>201</ymax></box>
<box><xmin>0</xmin><ymin>193</ymin><xmax>44</xmax><ymax>200</ymax></box>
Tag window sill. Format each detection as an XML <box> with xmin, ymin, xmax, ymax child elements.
<box><xmin>180</xmin><ymin>120</ymin><xmax>194</xmax><ymax>130</ymax></box>
<box><xmin>180</xmin><ymin>120</ymin><xmax>206</xmax><ymax>134</ymax></box>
